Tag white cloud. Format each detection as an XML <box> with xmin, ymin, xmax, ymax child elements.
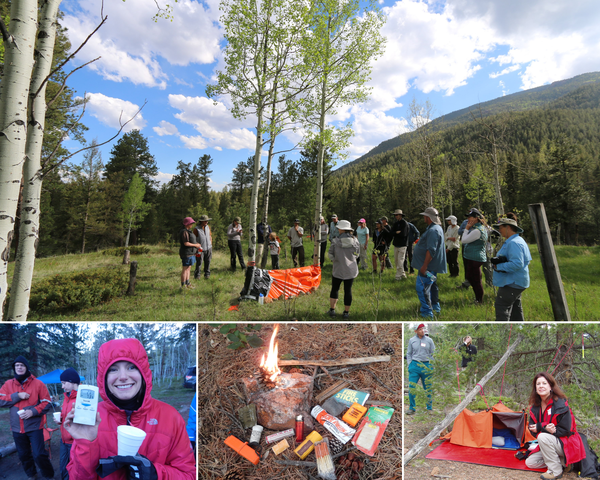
<box><xmin>62</xmin><ymin>0</ymin><xmax>222</xmax><ymax>88</ymax></box>
<box><xmin>345</xmin><ymin>107</ymin><xmax>410</xmax><ymax>158</ymax></box>
<box><xmin>85</xmin><ymin>93</ymin><xmax>146</xmax><ymax>131</ymax></box>
<box><xmin>154</xmin><ymin>121</ymin><xmax>179</xmax><ymax>136</ymax></box>
<box><xmin>169</xmin><ymin>94</ymin><xmax>256</xmax><ymax>150</ymax></box>
<box><xmin>154</xmin><ymin>172</ymin><xmax>174</xmax><ymax>185</ymax></box>
<box><xmin>489</xmin><ymin>64</ymin><xmax>520</xmax><ymax>78</ymax></box>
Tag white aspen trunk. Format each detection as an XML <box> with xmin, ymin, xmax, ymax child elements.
<box><xmin>4</xmin><ymin>0</ymin><xmax>51</xmax><ymax>321</ymax></box>
<box><xmin>492</xmin><ymin>144</ymin><xmax>504</xmax><ymax>217</ymax></box>
<box><xmin>312</xmin><ymin>28</ymin><xmax>329</xmax><ymax>268</ymax></box>
<box><xmin>259</xmin><ymin>144</ymin><xmax>274</xmax><ymax>269</ymax></box>
<box><xmin>247</xmin><ymin>102</ymin><xmax>263</xmax><ymax>265</ymax></box>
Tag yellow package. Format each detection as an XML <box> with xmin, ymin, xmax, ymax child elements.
<box><xmin>272</xmin><ymin>438</ymin><xmax>289</xmax><ymax>455</ymax></box>
<box><xmin>294</xmin><ymin>430</ymin><xmax>323</xmax><ymax>460</ymax></box>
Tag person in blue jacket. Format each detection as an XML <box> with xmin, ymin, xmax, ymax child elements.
<box><xmin>412</xmin><ymin>207</ymin><xmax>447</xmax><ymax>318</ymax></box>
<box><xmin>492</xmin><ymin>214</ymin><xmax>532</xmax><ymax>321</ymax></box>
<box><xmin>187</xmin><ymin>393</ymin><xmax>196</xmax><ymax>453</ymax></box>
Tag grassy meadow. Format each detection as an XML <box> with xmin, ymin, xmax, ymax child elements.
<box><xmin>10</xmin><ymin>241</ymin><xmax>600</xmax><ymax>321</ymax></box>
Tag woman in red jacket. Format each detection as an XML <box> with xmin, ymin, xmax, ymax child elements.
<box><xmin>64</xmin><ymin>338</ymin><xmax>196</xmax><ymax>480</ymax></box>
<box><xmin>526</xmin><ymin>372</ymin><xmax>586</xmax><ymax>480</ymax></box>
<box><xmin>59</xmin><ymin>367</ymin><xmax>80</xmax><ymax>480</ymax></box>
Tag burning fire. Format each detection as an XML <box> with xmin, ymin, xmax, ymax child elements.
<box><xmin>260</xmin><ymin>325</ymin><xmax>281</xmax><ymax>382</ymax></box>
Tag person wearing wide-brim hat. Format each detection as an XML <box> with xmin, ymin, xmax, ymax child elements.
<box><xmin>327</xmin><ymin>219</ymin><xmax>360</xmax><ymax>319</ymax></box>
<box><xmin>287</xmin><ymin>219</ymin><xmax>305</xmax><ymax>268</ymax></box>
<box><xmin>391</xmin><ymin>209</ymin><xmax>409</xmax><ymax>280</ymax></box>
<box><xmin>412</xmin><ymin>207</ymin><xmax>447</xmax><ymax>318</ymax></box>
<box><xmin>193</xmin><ymin>215</ymin><xmax>213</xmax><ymax>279</ymax></box>
<box><xmin>491</xmin><ymin>213</ymin><xmax>532</xmax><ymax>321</ymax></box>
<box><xmin>179</xmin><ymin>217</ymin><xmax>201</xmax><ymax>289</ymax></box>
<box><xmin>461</xmin><ymin>208</ymin><xmax>489</xmax><ymax>305</ymax></box>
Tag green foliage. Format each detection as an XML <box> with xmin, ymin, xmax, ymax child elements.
<box><xmin>27</xmin><ymin>267</ymin><xmax>128</xmax><ymax>314</ymax></box>
<box><xmin>218</xmin><ymin>324</ymin><xmax>264</xmax><ymax>350</ymax></box>
<box><xmin>122</xmin><ymin>173</ymin><xmax>151</xmax><ymax>248</ymax></box>
<box><xmin>104</xmin><ymin>130</ymin><xmax>158</xmax><ymax>190</ymax></box>
<box><xmin>101</xmin><ymin>245</ymin><xmax>151</xmax><ymax>256</ymax></box>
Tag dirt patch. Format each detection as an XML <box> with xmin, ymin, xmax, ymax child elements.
<box><xmin>198</xmin><ymin>323</ymin><xmax>402</xmax><ymax>480</ymax></box>
<box><xmin>403</xmin><ymin>409</ymin><xmax>579</xmax><ymax>480</ymax></box>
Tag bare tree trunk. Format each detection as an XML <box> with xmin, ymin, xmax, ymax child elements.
<box><xmin>0</xmin><ymin>0</ymin><xmax>38</xmax><ymax>319</ymax></box>
<box><xmin>247</xmin><ymin>103</ymin><xmax>264</xmax><ymax>265</ymax></box>
<box><xmin>6</xmin><ymin>0</ymin><xmax>60</xmax><ymax>321</ymax></box>
<box><xmin>259</xmin><ymin>147</ymin><xmax>274</xmax><ymax>269</ymax></box>
<box><xmin>404</xmin><ymin>334</ymin><xmax>525</xmax><ymax>465</ymax></box>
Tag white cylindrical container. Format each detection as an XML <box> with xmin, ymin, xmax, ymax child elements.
<box><xmin>249</xmin><ymin>424</ymin><xmax>263</xmax><ymax>446</ymax></box>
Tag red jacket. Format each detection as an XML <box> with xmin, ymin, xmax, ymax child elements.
<box><xmin>67</xmin><ymin>338</ymin><xmax>196</xmax><ymax>480</ymax></box>
<box><xmin>529</xmin><ymin>397</ymin><xmax>586</xmax><ymax>465</ymax></box>
<box><xmin>61</xmin><ymin>389</ymin><xmax>78</xmax><ymax>444</ymax></box>
<box><xmin>0</xmin><ymin>374</ymin><xmax>52</xmax><ymax>433</ymax></box>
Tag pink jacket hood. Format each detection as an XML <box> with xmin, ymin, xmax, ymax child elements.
<box><xmin>97</xmin><ymin>338</ymin><xmax>152</xmax><ymax>411</ymax></box>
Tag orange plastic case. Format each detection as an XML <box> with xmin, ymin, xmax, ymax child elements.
<box><xmin>342</xmin><ymin>403</ymin><xmax>368</xmax><ymax>427</ymax></box>
<box><xmin>224</xmin><ymin>435</ymin><xmax>260</xmax><ymax>465</ymax></box>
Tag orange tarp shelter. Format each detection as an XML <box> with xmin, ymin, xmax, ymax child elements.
<box><xmin>439</xmin><ymin>402</ymin><xmax>536</xmax><ymax>448</ymax></box>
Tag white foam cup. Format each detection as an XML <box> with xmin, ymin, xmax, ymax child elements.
<box><xmin>117</xmin><ymin>425</ymin><xmax>147</xmax><ymax>456</ymax></box>
<box><xmin>17</xmin><ymin>409</ymin><xmax>25</xmax><ymax>418</ymax></box>
<box><xmin>53</xmin><ymin>412</ymin><xmax>61</xmax><ymax>423</ymax></box>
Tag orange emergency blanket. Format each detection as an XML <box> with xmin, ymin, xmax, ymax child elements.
<box><xmin>266</xmin><ymin>265</ymin><xmax>321</xmax><ymax>301</ymax></box>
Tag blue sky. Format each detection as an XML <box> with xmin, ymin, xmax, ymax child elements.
<box><xmin>59</xmin><ymin>0</ymin><xmax>600</xmax><ymax>190</ymax></box>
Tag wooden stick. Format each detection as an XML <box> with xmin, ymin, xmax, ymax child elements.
<box><xmin>274</xmin><ymin>459</ymin><xmax>317</xmax><ymax>467</ymax></box>
<box><xmin>279</xmin><ymin>355</ymin><xmax>390</xmax><ymax>367</ymax></box>
<box><xmin>403</xmin><ymin>334</ymin><xmax>524</xmax><ymax>466</ymax></box>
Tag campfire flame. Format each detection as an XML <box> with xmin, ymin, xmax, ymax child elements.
<box><xmin>260</xmin><ymin>325</ymin><xmax>281</xmax><ymax>382</ymax></box>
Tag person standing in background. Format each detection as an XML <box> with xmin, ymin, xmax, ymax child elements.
<box><xmin>317</xmin><ymin>216</ymin><xmax>329</xmax><ymax>268</ymax></box>
<box><xmin>444</xmin><ymin>215</ymin><xmax>460</xmax><ymax>278</ymax></box>
<box><xmin>406</xmin><ymin>324</ymin><xmax>435</xmax><ymax>415</ymax></box>
<box><xmin>193</xmin><ymin>215</ymin><xmax>213</xmax><ymax>279</ymax></box>
<box><xmin>391</xmin><ymin>209</ymin><xmax>409</xmax><ymax>280</ymax></box>
<box><xmin>227</xmin><ymin>217</ymin><xmax>245</xmax><ymax>272</ymax></box>
<box><xmin>288</xmin><ymin>219</ymin><xmax>305</xmax><ymax>268</ymax></box>
<box><xmin>355</xmin><ymin>219</ymin><xmax>370</xmax><ymax>271</ymax></box>
<box><xmin>59</xmin><ymin>367</ymin><xmax>80</xmax><ymax>480</ymax></box>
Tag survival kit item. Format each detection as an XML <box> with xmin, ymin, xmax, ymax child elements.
<box><xmin>294</xmin><ymin>430</ymin><xmax>323</xmax><ymax>460</ymax></box>
<box><xmin>224</xmin><ymin>435</ymin><xmax>260</xmax><ymax>465</ymax></box>
<box><xmin>352</xmin><ymin>405</ymin><xmax>394</xmax><ymax>456</ymax></box>
<box><xmin>311</xmin><ymin>405</ymin><xmax>356</xmax><ymax>444</ymax></box>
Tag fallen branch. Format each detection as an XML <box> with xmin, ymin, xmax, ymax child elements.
<box><xmin>279</xmin><ymin>355</ymin><xmax>390</xmax><ymax>367</ymax></box>
<box><xmin>403</xmin><ymin>334</ymin><xmax>525</xmax><ymax>466</ymax></box>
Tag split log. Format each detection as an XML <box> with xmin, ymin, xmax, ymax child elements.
<box><xmin>403</xmin><ymin>334</ymin><xmax>524</xmax><ymax>466</ymax></box>
<box><xmin>0</xmin><ymin>442</ymin><xmax>16</xmax><ymax>457</ymax></box>
<box><xmin>279</xmin><ymin>355</ymin><xmax>390</xmax><ymax>367</ymax></box>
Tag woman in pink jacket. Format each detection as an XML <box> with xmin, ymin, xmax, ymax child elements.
<box><xmin>64</xmin><ymin>338</ymin><xmax>196</xmax><ymax>480</ymax></box>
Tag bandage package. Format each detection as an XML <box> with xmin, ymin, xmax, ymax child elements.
<box><xmin>351</xmin><ymin>406</ymin><xmax>394</xmax><ymax>456</ymax></box>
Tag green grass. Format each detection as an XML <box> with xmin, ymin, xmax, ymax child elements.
<box><xmin>10</xmin><ymin>242</ymin><xmax>600</xmax><ymax>321</ymax></box>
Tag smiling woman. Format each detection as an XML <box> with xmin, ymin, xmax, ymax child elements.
<box><xmin>63</xmin><ymin>338</ymin><xmax>196</xmax><ymax>480</ymax></box>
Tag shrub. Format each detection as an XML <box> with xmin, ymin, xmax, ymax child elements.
<box><xmin>102</xmin><ymin>246</ymin><xmax>150</xmax><ymax>256</ymax></box>
<box><xmin>29</xmin><ymin>267</ymin><xmax>129</xmax><ymax>314</ymax></box>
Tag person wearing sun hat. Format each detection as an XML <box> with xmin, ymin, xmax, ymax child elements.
<box><xmin>412</xmin><ymin>207</ymin><xmax>447</xmax><ymax>318</ymax></box>
<box><xmin>287</xmin><ymin>219</ymin><xmax>305</xmax><ymax>268</ymax></box>
<box><xmin>356</xmin><ymin>218</ymin><xmax>370</xmax><ymax>270</ymax></box>
<box><xmin>391</xmin><ymin>209</ymin><xmax>409</xmax><ymax>280</ymax></box>
<box><xmin>179</xmin><ymin>217</ymin><xmax>201</xmax><ymax>289</ymax></box>
<box><xmin>406</xmin><ymin>323</ymin><xmax>435</xmax><ymax>415</ymax></box>
<box><xmin>193</xmin><ymin>215</ymin><xmax>213</xmax><ymax>279</ymax></box>
<box><xmin>492</xmin><ymin>212</ymin><xmax>532</xmax><ymax>321</ymax></box>
<box><xmin>227</xmin><ymin>216</ymin><xmax>245</xmax><ymax>272</ymax></box>
<box><xmin>327</xmin><ymin>219</ymin><xmax>360</xmax><ymax>319</ymax></box>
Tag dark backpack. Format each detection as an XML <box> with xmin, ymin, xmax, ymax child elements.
<box><xmin>575</xmin><ymin>433</ymin><xmax>600</xmax><ymax>479</ymax></box>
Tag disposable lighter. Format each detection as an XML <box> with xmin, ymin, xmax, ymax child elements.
<box><xmin>224</xmin><ymin>435</ymin><xmax>260</xmax><ymax>465</ymax></box>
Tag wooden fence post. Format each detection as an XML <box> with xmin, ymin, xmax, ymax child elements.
<box><xmin>126</xmin><ymin>261</ymin><xmax>138</xmax><ymax>295</ymax></box>
<box><xmin>528</xmin><ymin>203</ymin><xmax>571</xmax><ymax>321</ymax></box>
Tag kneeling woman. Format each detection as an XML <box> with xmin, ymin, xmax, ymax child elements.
<box><xmin>64</xmin><ymin>338</ymin><xmax>196</xmax><ymax>479</ymax></box>
<box><xmin>526</xmin><ymin>372</ymin><xmax>585</xmax><ymax>480</ymax></box>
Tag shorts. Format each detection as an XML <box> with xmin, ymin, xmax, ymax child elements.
<box><xmin>181</xmin><ymin>255</ymin><xmax>196</xmax><ymax>267</ymax></box>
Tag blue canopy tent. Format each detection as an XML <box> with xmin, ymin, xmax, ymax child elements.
<box><xmin>37</xmin><ymin>369</ymin><xmax>85</xmax><ymax>402</ymax></box>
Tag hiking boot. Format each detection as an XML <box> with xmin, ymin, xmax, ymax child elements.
<box><xmin>563</xmin><ymin>464</ymin><xmax>573</xmax><ymax>475</ymax></box>
<box><xmin>540</xmin><ymin>472</ymin><xmax>562</xmax><ymax>480</ymax></box>
<box><xmin>342</xmin><ymin>311</ymin><xmax>350</xmax><ymax>320</ymax></box>
<box><xmin>406</xmin><ymin>409</ymin><xmax>416</xmax><ymax>415</ymax></box>
<box><xmin>327</xmin><ymin>309</ymin><xmax>336</xmax><ymax>318</ymax></box>
<box><xmin>185</xmin><ymin>282</ymin><xmax>195</xmax><ymax>289</ymax></box>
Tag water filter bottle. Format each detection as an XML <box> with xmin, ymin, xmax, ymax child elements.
<box><xmin>426</xmin><ymin>271</ymin><xmax>437</xmax><ymax>281</ymax></box>
<box><xmin>259</xmin><ymin>293</ymin><xmax>264</xmax><ymax>305</ymax></box>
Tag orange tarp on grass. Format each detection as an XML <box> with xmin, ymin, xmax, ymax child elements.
<box><xmin>266</xmin><ymin>265</ymin><xmax>321</xmax><ymax>301</ymax></box>
<box><xmin>439</xmin><ymin>402</ymin><xmax>536</xmax><ymax>449</ymax></box>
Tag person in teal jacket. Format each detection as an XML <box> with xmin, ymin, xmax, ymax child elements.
<box><xmin>406</xmin><ymin>323</ymin><xmax>435</xmax><ymax>415</ymax></box>
<box><xmin>460</xmin><ymin>208</ymin><xmax>488</xmax><ymax>304</ymax></box>
<box><xmin>492</xmin><ymin>214</ymin><xmax>532</xmax><ymax>321</ymax></box>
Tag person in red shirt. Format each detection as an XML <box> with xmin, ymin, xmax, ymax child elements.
<box><xmin>526</xmin><ymin>372</ymin><xmax>586</xmax><ymax>480</ymax></box>
<box><xmin>0</xmin><ymin>356</ymin><xmax>54</xmax><ymax>479</ymax></box>
<box><xmin>64</xmin><ymin>338</ymin><xmax>195</xmax><ymax>480</ymax></box>
<box><xmin>59</xmin><ymin>367</ymin><xmax>80</xmax><ymax>480</ymax></box>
